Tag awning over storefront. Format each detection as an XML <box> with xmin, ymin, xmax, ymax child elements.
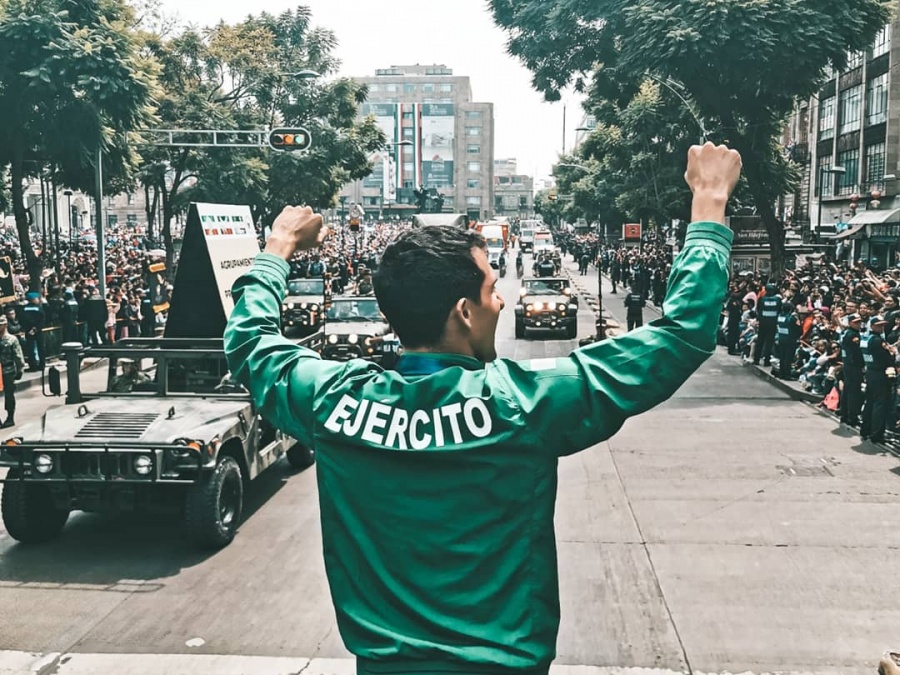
<box><xmin>834</xmin><ymin>222</ymin><xmax>868</xmax><ymax>240</ymax></box>
<box><xmin>847</xmin><ymin>207</ymin><xmax>900</xmax><ymax>225</ymax></box>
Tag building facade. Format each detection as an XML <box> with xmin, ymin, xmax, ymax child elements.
<box><xmin>493</xmin><ymin>159</ymin><xmax>534</xmax><ymax>219</ymax></box>
<box><xmin>795</xmin><ymin>19</ymin><xmax>899</xmax><ymax>267</ymax></box>
<box><xmin>339</xmin><ymin>64</ymin><xmax>495</xmax><ymax>222</ymax></box>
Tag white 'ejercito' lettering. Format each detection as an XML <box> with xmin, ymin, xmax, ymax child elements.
<box><xmin>322</xmin><ymin>397</ymin><xmax>493</xmax><ymax>449</ymax></box>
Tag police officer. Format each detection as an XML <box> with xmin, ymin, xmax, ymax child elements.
<box><xmin>139</xmin><ymin>290</ymin><xmax>155</xmax><ymax>338</ymax></box>
<box><xmin>224</xmin><ymin>142</ymin><xmax>742</xmax><ymax>675</ymax></box>
<box><xmin>536</xmin><ymin>254</ymin><xmax>555</xmax><ymax>278</ymax></box>
<box><xmin>0</xmin><ymin>315</ymin><xmax>25</xmax><ymax>428</ymax></box>
<box><xmin>752</xmin><ymin>284</ymin><xmax>781</xmax><ymax>366</ymax></box>
<box><xmin>624</xmin><ymin>285</ymin><xmax>646</xmax><ymax>331</ymax></box>
<box><xmin>839</xmin><ymin>313</ymin><xmax>865</xmax><ymax>427</ymax></box>
<box><xmin>610</xmin><ymin>255</ymin><xmax>621</xmax><ymax>294</ymax></box>
<box><xmin>775</xmin><ymin>302</ymin><xmax>801</xmax><ymax>379</ymax></box>
<box><xmin>861</xmin><ymin>315</ymin><xmax>895</xmax><ymax>444</ymax></box>
<box><xmin>20</xmin><ymin>291</ymin><xmax>45</xmax><ymax>371</ymax></box>
<box><xmin>61</xmin><ymin>288</ymin><xmax>80</xmax><ymax>343</ymax></box>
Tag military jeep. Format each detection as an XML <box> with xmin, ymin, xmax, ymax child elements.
<box><xmin>322</xmin><ymin>296</ymin><xmax>400</xmax><ymax>367</ymax></box>
<box><xmin>282</xmin><ymin>277</ymin><xmax>331</xmax><ymax>336</ymax></box>
<box><xmin>515</xmin><ymin>277</ymin><xmax>579</xmax><ymax>340</ymax></box>
<box><xmin>0</xmin><ymin>337</ymin><xmax>319</xmax><ymax>549</ymax></box>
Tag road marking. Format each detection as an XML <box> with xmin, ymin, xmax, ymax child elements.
<box><xmin>0</xmin><ymin>652</ymin><xmax>859</xmax><ymax>675</ymax></box>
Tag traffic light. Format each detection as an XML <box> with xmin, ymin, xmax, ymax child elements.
<box><xmin>548</xmin><ymin>188</ymin><xmax>558</xmax><ymax>202</ymax></box>
<box><xmin>268</xmin><ymin>127</ymin><xmax>312</xmax><ymax>152</ymax></box>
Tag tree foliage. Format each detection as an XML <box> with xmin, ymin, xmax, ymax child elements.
<box><xmin>491</xmin><ymin>0</ymin><xmax>894</xmax><ymax>274</ymax></box>
<box><xmin>0</xmin><ymin>0</ymin><xmax>156</xmax><ymax>288</ymax></box>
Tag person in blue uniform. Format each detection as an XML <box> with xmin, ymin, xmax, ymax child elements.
<box><xmin>861</xmin><ymin>315</ymin><xmax>896</xmax><ymax>444</ymax></box>
<box><xmin>839</xmin><ymin>313</ymin><xmax>865</xmax><ymax>427</ymax></box>
<box><xmin>623</xmin><ymin>286</ymin><xmax>645</xmax><ymax>331</ymax></box>
<box><xmin>753</xmin><ymin>284</ymin><xmax>781</xmax><ymax>365</ymax></box>
<box><xmin>775</xmin><ymin>302</ymin><xmax>801</xmax><ymax>379</ymax></box>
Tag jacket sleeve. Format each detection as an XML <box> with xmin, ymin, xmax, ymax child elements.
<box><xmin>223</xmin><ymin>253</ymin><xmax>346</xmax><ymax>447</ymax></box>
<box><xmin>497</xmin><ymin>222</ymin><xmax>732</xmax><ymax>456</ymax></box>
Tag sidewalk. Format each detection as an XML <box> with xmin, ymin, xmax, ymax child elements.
<box><xmin>13</xmin><ymin>355</ymin><xmax>108</xmax><ymax>395</ymax></box>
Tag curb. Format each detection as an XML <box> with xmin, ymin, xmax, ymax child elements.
<box><xmin>739</xmin><ymin>358</ymin><xmax>822</xmax><ymax>404</ymax></box>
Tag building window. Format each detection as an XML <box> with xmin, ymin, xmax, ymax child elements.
<box><xmin>818</xmin><ymin>155</ymin><xmax>834</xmax><ymax>197</ymax></box>
<box><xmin>402</xmin><ymin>146</ymin><xmax>413</xmax><ymax>157</ymax></box>
<box><xmin>519</xmin><ymin>196</ymin><xmax>528</xmax><ymax>208</ymax></box>
<box><xmin>369</xmin><ymin>84</ymin><xmax>380</xmax><ymax>93</ymax></box>
<box><xmin>423</xmin><ymin>83</ymin><xmax>435</xmax><ymax>93</ymax></box>
<box><xmin>466</xmin><ymin>196</ymin><xmax>482</xmax><ymax>206</ymax></box>
<box><xmin>467</xmin><ymin>179</ymin><xmax>481</xmax><ymax>189</ymax></box>
<box><xmin>467</xmin><ymin>144</ymin><xmax>481</xmax><ymax>154</ymax></box>
<box><xmin>838</xmin><ymin>84</ymin><xmax>862</xmax><ymax>134</ymax></box>
<box><xmin>126</xmin><ymin>193</ymin><xmax>135</xmax><ymax>205</ymax></box>
<box><xmin>865</xmin><ymin>142</ymin><xmax>886</xmax><ymax>185</ymax></box>
<box><xmin>404</xmin><ymin>84</ymin><xmax>417</xmax><ymax>94</ymax></box>
<box><xmin>403</xmin><ymin>180</ymin><xmax>414</xmax><ymax>189</ymax></box>
<box><xmin>364</xmin><ymin>197</ymin><xmax>379</xmax><ymax>206</ymax></box>
<box><xmin>836</xmin><ymin>148</ymin><xmax>859</xmax><ymax>196</ymax></box>
<box><xmin>866</xmin><ymin>73</ymin><xmax>888</xmax><ymax>126</ymax></box>
<box><xmin>386</xmin><ymin>84</ymin><xmax>398</xmax><ymax>93</ymax></box>
<box><xmin>440</xmin><ymin>84</ymin><xmax>453</xmax><ymax>92</ymax></box>
<box><xmin>107</xmin><ymin>214</ymin><xmax>118</xmax><ymax>227</ymax></box>
<box><xmin>467</xmin><ymin>162</ymin><xmax>481</xmax><ymax>172</ymax></box>
<box><xmin>819</xmin><ymin>96</ymin><xmax>836</xmax><ymax>140</ymax></box>
<box><xmin>403</xmin><ymin>169</ymin><xmax>414</xmax><ymax>181</ymax></box>
<box><xmin>466</xmin><ymin>126</ymin><xmax>481</xmax><ymax>137</ymax></box>
<box><xmin>465</xmin><ymin>111</ymin><xmax>482</xmax><ymax>121</ymax></box>
<box><xmin>402</xmin><ymin>112</ymin><xmax>413</xmax><ymax>120</ymax></box>
<box><xmin>402</xmin><ymin>127</ymin><xmax>414</xmax><ymax>138</ymax></box>
<box><xmin>846</xmin><ymin>50</ymin><xmax>864</xmax><ymax>71</ymax></box>
<box><xmin>872</xmin><ymin>24</ymin><xmax>891</xmax><ymax>58</ymax></box>
<box><xmin>127</xmin><ymin>214</ymin><xmax>137</xmax><ymax>225</ymax></box>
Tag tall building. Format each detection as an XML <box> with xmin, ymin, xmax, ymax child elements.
<box><xmin>794</xmin><ymin>19</ymin><xmax>898</xmax><ymax>266</ymax></box>
<box><xmin>493</xmin><ymin>159</ymin><xmax>534</xmax><ymax>219</ymax></box>
<box><xmin>339</xmin><ymin>65</ymin><xmax>495</xmax><ymax>222</ymax></box>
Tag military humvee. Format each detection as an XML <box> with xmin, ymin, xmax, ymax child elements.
<box><xmin>515</xmin><ymin>277</ymin><xmax>579</xmax><ymax>340</ymax></box>
<box><xmin>0</xmin><ymin>338</ymin><xmax>318</xmax><ymax>548</ymax></box>
<box><xmin>282</xmin><ymin>277</ymin><xmax>331</xmax><ymax>336</ymax></box>
<box><xmin>322</xmin><ymin>296</ymin><xmax>400</xmax><ymax>367</ymax></box>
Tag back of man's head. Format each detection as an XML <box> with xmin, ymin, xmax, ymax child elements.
<box><xmin>374</xmin><ymin>227</ymin><xmax>485</xmax><ymax>349</ymax></box>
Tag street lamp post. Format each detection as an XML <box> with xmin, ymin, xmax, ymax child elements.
<box><xmin>816</xmin><ymin>165</ymin><xmax>846</xmax><ymax>244</ymax></box>
<box><xmin>63</xmin><ymin>190</ymin><xmax>73</xmax><ymax>247</ymax></box>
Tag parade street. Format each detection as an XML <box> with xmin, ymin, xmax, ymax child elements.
<box><xmin>0</xmin><ymin>261</ymin><xmax>899</xmax><ymax>675</ymax></box>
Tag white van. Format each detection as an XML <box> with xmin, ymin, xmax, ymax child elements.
<box><xmin>480</xmin><ymin>224</ymin><xmax>506</xmax><ymax>269</ymax></box>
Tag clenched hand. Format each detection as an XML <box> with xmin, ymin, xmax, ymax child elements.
<box><xmin>264</xmin><ymin>206</ymin><xmax>328</xmax><ymax>261</ymax></box>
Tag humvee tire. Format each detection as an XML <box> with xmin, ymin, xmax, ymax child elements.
<box><xmin>286</xmin><ymin>443</ymin><xmax>315</xmax><ymax>471</ymax></box>
<box><xmin>185</xmin><ymin>456</ymin><xmax>243</xmax><ymax>549</ymax></box>
<box><xmin>1</xmin><ymin>470</ymin><xmax>70</xmax><ymax>544</ymax></box>
<box><xmin>565</xmin><ymin>323</ymin><xmax>577</xmax><ymax>340</ymax></box>
<box><xmin>515</xmin><ymin>319</ymin><xmax>525</xmax><ymax>339</ymax></box>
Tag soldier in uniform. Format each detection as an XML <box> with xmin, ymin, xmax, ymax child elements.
<box><xmin>610</xmin><ymin>255</ymin><xmax>621</xmax><ymax>294</ymax></box>
<box><xmin>839</xmin><ymin>313</ymin><xmax>865</xmax><ymax>427</ymax></box>
<box><xmin>110</xmin><ymin>358</ymin><xmax>151</xmax><ymax>393</ymax></box>
<box><xmin>61</xmin><ymin>288</ymin><xmax>80</xmax><ymax>343</ymax></box>
<box><xmin>775</xmin><ymin>303</ymin><xmax>801</xmax><ymax>379</ymax></box>
<box><xmin>224</xmin><ymin>142</ymin><xmax>742</xmax><ymax>675</ymax></box>
<box><xmin>20</xmin><ymin>291</ymin><xmax>45</xmax><ymax>371</ymax></box>
<box><xmin>0</xmin><ymin>315</ymin><xmax>25</xmax><ymax>428</ymax></box>
<box><xmin>624</xmin><ymin>285</ymin><xmax>646</xmax><ymax>331</ymax></box>
<box><xmin>860</xmin><ymin>315</ymin><xmax>895</xmax><ymax>444</ymax></box>
<box><xmin>752</xmin><ymin>284</ymin><xmax>781</xmax><ymax>366</ymax></box>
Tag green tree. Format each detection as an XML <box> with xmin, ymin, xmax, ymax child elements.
<box><xmin>139</xmin><ymin>7</ymin><xmax>384</xmax><ymax>268</ymax></box>
<box><xmin>0</xmin><ymin>0</ymin><xmax>155</xmax><ymax>289</ymax></box>
<box><xmin>534</xmin><ymin>189</ymin><xmax>563</xmax><ymax>227</ymax></box>
<box><xmin>491</xmin><ymin>0</ymin><xmax>893</xmax><ymax>275</ymax></box>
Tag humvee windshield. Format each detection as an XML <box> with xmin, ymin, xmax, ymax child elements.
<box><xmin>287</xmin><ymin>279</ymin><xmax>325</xmax><ymax>295</ymax></box>
<box><xmin>326</xmin><ymin>298</ymin><xmax>383</xmax><ymax>322</ymax></box>
<box><xmin>524</xmin><ymin>279</ymin><xmax>570</xmax><ymax>296</ymax></box>
<box><xmin>92</xmin><ymin>354</ymin><xmax>243</xmax><ymax>396</ymax></box>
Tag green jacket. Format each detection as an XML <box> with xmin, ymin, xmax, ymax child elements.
<box><xmin>224</xmin><ymin>221</ymin><xmax>732</xmax><ymax>673</ymax></box>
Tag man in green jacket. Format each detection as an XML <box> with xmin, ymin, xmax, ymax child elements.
<box><xmin>224</xmin><ymin>142</ymin><xmax>741</xmax><ymax>675</ymax></box>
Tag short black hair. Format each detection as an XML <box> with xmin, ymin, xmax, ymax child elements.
<box><xmin>374</xmin><ymin>227</ymin><xmax>486</xmax><ymax>349</ymax></box>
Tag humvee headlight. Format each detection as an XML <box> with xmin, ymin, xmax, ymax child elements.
<box><xmin>348</xmin><ymin>334</ymin><xmax>359</xmax><ymax>345</ymax></box>
<box><xmin>328</xmin><ymin>334</ymin><xmax>339</xmax><ymax>345</ymax></box>
<box><xmin>558</xmin><ymin>303</ymin><xmax>567</xmax><ymax>312</ymax></box>
<box><xmin>311</xmin><ymin>304</ymin><xmax>319</xmax><ymax>312</ymax></box>
<box><xmin>563</xmin><ymin>287</ymin><xmax>572</xmax><ymax>295</ymax></box>
<box><xmin>34</xmin><ymin>454</ymin><xmax>53</xmax><ymax>474</ymax></box>
<box><xmin>300</xmin><ymin>302</ymin><xmax>308</xmax><ymax>310</ymax></box>
<box><xmin>526</xmin><ymin>304</ymin><xmax>534</xmax><ymax>312</ymax></box>
<box><xmin>288</xmin><ymin>303</ymin><xmax>296</xmax><ymax>310</ymax></box>
<box><xmin>519</xmin><ymin>288</ymin><xmax>528</xmax><ymax>297</ymax></box>
<box><xmin>133</xmin><ymin>455</ymin><xmax>153</xmax><ymax>476</ymax></box>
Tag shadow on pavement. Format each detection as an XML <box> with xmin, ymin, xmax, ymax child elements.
<box><xmin>0</xmin><ymin>457</ymin><xmax>301</xmax><ymax>587</ymax></box>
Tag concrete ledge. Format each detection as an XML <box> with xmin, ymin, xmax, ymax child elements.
<box><xmin>740</xmin><ymin>358</ymin><xmax>824</xmax><ymax>404</ymax></box>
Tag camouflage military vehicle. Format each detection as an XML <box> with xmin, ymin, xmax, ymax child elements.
<box><xmin>0</xmin><ymin>338</ymin><xmax>319</xmax><ymax>548</ymax></box>
<box><xmin>514</xmin><ymin>277</ymin><xmax>579</xmax><ymax>340</ymax></box>
<box><xmin>282</xmin><ymin>277</ymin><xmax>331</xmax><ymax>336</ymax></box>
<box><xmin>322</xmin><ymin>296</ymin><xmax>400</xmax><ymax>367</ymax></box>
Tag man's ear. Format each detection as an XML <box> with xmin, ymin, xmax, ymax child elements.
<box><xmin>454</xmin><ymin>297</ymin><xmax>473</xmax><ymax>331</ymax></box>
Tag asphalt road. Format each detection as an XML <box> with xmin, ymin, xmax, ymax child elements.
<box><xmin>1</xmin><ymin>252</ymin><xmax>899</xmax><ymax>675</ymax></box>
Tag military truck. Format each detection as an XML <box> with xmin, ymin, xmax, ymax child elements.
<box><xmin>0</xmin><ymin>338</ymin><xmax>318</xmax><ymax>548</ymax></box>
<box><xmin>282</xmin><ymin>277</ymin><xmax>331</xmax><ymax>336</ymax></box>
<box><xmin>515</xmin><ymin>277</ymin><xmax>579</xmax><ymax>339</ymax></box>
<box><xmin>322</xmin><ymin>296</ymin><xmax>400</xmax><ymax>367</ymax></box>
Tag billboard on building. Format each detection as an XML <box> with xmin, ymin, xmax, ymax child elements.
<box><xmin>420</xmin><ymin>103</ymin><xmax>455</xmax><ymax>188</ymax></box>
<box><xmin>361</xmin><ymin>103</ymin><xmax>399</xmax><ymax>189</ymax></box>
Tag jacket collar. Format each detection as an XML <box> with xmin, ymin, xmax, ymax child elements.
<box><xmin>395</xmin><ymin>352</ymin><xmax>484</xmax><ymax>376</ymax></box>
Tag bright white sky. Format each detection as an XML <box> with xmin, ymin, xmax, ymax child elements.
<box><xmin>158</xmin><ymin>0</ymin><xmax>585</xmax><ymax>184</ymax></box>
